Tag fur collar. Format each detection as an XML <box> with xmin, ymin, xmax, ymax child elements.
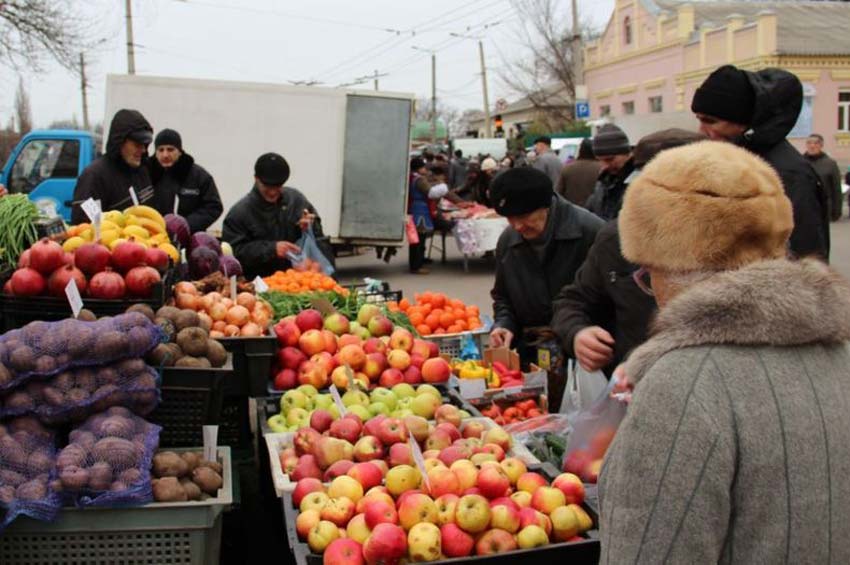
<box><xmin>624</xmin><ymin>259</ymin><xmax>850</xmax><ymax>383</ymax></box>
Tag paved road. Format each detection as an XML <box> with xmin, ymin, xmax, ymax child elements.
<box><xmin>335</xmin><ymin>218</ymin><xmax>850</xmax><ymax>318</ymax></box>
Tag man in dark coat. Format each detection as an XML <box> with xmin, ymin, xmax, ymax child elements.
<box><xmin>531</xmin><ymin>136</ymin><xmax>564</xmax><ymax>186</ymax></box>
<box><xmin>222</xmin><ymin>153</ymin><xmax>323</xmax><ymax>279</ymax></box>
<box><xmin>584</xmin><ymin>124</ymin><xmax>634</xmax><ymax>220</ymax></box>
<box><xmin>555</xmin><ymin>137</ymin><xmax>600</xmax><ymax>207</ymax></box>
<box><xmin>148</xmin><ymin>129</ymin><xmax>223</xmax><ymax>233</ymax></box>
<box><xmin>448</xmin><ymin>149</ymin><xmax>468</xmax><ymax>189</ymax></box>
<box><xmin>489</xmin><ymin>167</ymin><xmax>603</xmax><ymax>361</ymax></box>
<box><xmin>804</xmin><ymin>133</ymin><xmax>843</xmax><ymax>221</ymax></box>
<box><xmin>71</xmin><ymin>109</ymin><xmax>154</xmax><ymax>223</ymax></box>
<box><xmin>693</xmin><ymin>64</ymin><xmax>829</xmax><ymax>259</ymax></box>
<box><xmin>551</xmin><ymin>129</ymin><xmax>704</xmax><ymax>375</ymax></box>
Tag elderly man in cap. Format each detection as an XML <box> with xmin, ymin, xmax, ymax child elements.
<box><xmin>692</xmin><ymin>64</ymin><xmax>829</xmax><ymax>259</ymax></box>
<box><xmin>489</xmin><ymin>167</ymin><xmax>603</xmax><ymax>400</ymax></box>
<box><xmin>71</xmin><ymin>109</ymin><xmax>154</xmax><ymax>223</ymax></box>
<box><xmin>599</xmin><ymin>140</ymin><xmax>850</xmax><ymax>563</ymax></box>
<box><xmin>584</xmin><ymin>124</ymin><xmax>634</xmax><ymax>220</ymax></box>
<box><xmin>148</xmin><ymin>128</ymin><xmax>223</xmax><ymax>233</ymax></box>
<box><xmin>222</xmin><ymin>153</ymin><xmax>323</xmax><ymax>279</ymax></box>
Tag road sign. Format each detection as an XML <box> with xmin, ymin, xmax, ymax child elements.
<box><xmin>575</xmin><ymin>100</ymin><xmax>590</xmax><ymax>120</ymax></box>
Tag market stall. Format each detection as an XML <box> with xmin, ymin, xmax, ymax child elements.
<box><xmin>437</xmin><ymin>202</ymin><xmax>508</xmax><ymax>272</ymax></box>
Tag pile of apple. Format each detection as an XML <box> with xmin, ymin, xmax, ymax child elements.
<box><xmin>272</xmin><ymin>305</ymin><xmax>452</xmax><ymax>392</ymax></box>
<box><xmin>292</xmin><ymin>453</ymin><xmax>593</xmax><ymax>562</ymax></box>
<box><xmin>267</xmin><ymin>383</ymin><xmax>469</xmax><ymax>433</ymax></box>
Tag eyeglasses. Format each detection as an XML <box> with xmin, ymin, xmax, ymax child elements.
<box><xmin>632</xmin><ymin>267</ymin><xmax>654</xmax><ymax>296</ymax></box>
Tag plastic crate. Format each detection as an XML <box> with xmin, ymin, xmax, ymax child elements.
<box><xmin>0</xmin><ymin>268</ymin><xmax>177</xmax><ymax>331</ymax></box>
<box><xmin>422</xmin><ymin>321</ymin><xmax>491</xmax><ymax>358</ymax></box>
<box><xmin>344</xmin><ymin>281</ymin><xmax>403</xmax><ymax>305</ymax></box>
<box><xmin>150</xmin><ymin>361</ymin><xmax>229</xmax><ymax>448</ymax></box>
<box><xmin>217</xmin><ymin>333</ymin><xmax>277</xmax><ymax>396</ymax></box>
<box><xmin>0</xmin><ymin>447</ymin><xmax>233</xmax><ymax>565</ymax></box>
<box><xmin>218</xmin><ymin>395</ymin><xmax>253</xmax><ymax>451</ymax></box>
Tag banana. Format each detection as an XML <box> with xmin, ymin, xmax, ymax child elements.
<box><xmin>126</xmin><ymin>215</ymin><xmax>166</xmax><ymax>236</ymax></box>
<box><xmin>100</xmin><ymin>220</ymin><xmax>121</xmax><ymax>232</ymax></box>
<box><xmin>99</xmin><ymin>229</ymin><xmax>121</xmax><ymax>246</ymax></box>
<box><xmin>103</xmin><ymin>210</ymin><xmax>126</xmax><ymax>227</ymax></box>
<box><xmin>62</xmin><ymin>236</ymin><xmax>86</xmax><ymax>253</ymax></box>
<box><xmin>149</xmin><ymin>233</ymin><xmax>170</xmax><ymax>245</ymax></box>
<box><xmin>108</xmin><ymin>238</ymin><xmax>127</xmax><ymax>251</ymax></box>
<box><xmin>78</xmin><ymin>228</ymin><xmax>94</xmax><ymax>242</ymax></box>
<box><xmin>155</xmin><ymin>242</ymin><xmax>180</xmax><ymax>262</ymax></box>
<box><xmin>124</xmin><ymin>205</ymin><xmax>165</xmax><ymax>229</ymax></box>
<box><xmin>122</xmin><ymin>225</ymin><xmax>150</xmax><ymax>240</ymax></box>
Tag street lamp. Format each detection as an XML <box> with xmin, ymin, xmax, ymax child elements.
<box><xmin>412</xmin><ymin>46</ymin><xmax>437</xmax><ymax>145</ymax></box>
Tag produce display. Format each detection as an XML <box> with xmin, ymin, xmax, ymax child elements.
<box><xmin>180</xmin><ymin>229</ymin><xmax>242</xmax><ymax>279</ymax></box>
<box><xmin>271</xmin><ymin>306</ymin><xmax>450</xmax><ymax>392</ymax></box>
<box><xmin>262</xmin><ymin>270</ymin><xmax>347</xmax><ymax>295</ymax></box>
<box><xmin>144</xmin><ymin>305</ymin><xmax>229</xmax><ymax>368</ymax></box>
<box><xmin>171</xmin><ymin>281</ymin><xmax>272</xmax><ymax>338</ymax></box>
<box><xmin>150</xmin><ymin>450</ymin><xmax>224</xmax><ymax>502</ymax></box>
<box><xmin>64</xmin><ymin>206</ymin><xmax>179</xmax><ymax>262</ymax></box>
<box><xmin>0</xmin><ymin>194</ymin><xmax>40</xmax><ymax>270</ymax></box>
<box><xmin>451</xmin><ymin>359</ymin><xmax>524</xmax><ymax>390</ymax></box>
<box><xmin>389</xmin><ymin>292</ymin><xmax>483</xmax><ymax>336</ymax></box>
<box><xmin>479</xmin><ymin>398</ymin><xmax>545</xmax><ymax>426</ymax></box>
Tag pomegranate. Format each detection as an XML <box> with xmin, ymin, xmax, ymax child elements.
<box><xmin>62</xmin><ymin>252</ymin><xmax>74</xmax><ymax>267</ymax></box>
<box><xmin>111</xmin><ymin>240</ymin><xmax>146</xmax><ymax>274</ymax></box>
<box><xmin>3</xmin><ymin>280</ymin><xmax>11</xmax><ymax>294</ymax></box>
<box><xmin>47</xmin><ymin>265</ymin><xmax>87</xmax><ymax>298</ymax></box>
<box><xmin>17</xmin><ymin>249</ymin><xmax>30</xmax><ymax>268</ymax></box>
<box><xmin>145</xmin><ymin>246</ymin><xmax>170</xmax><ymax>273</ymax></box>
<box><xmin>74</xmin><ymin>243</ymin><xmax>111</xmax><ymax>276</ymax></box>
<box><xmin>29</xmin><ymin>238</ymin><xmax>65</xmax><ymax>276</ymax></box>
<box><xmin>88</xmin><ymin>269</ymin><xmax>125</xmax><ymax>299</ymax></box>
<box><xmin>125</xmin><ymin>266</ymin><xmax>161</xmax><ymax>298</ymax></box>
<box><xmin>10</xmin><ymin>268</ymin><xmax>47</xmax><ymax>296</ymax></box>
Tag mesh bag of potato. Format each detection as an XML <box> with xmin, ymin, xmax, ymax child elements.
<box><xmin>0</xmin><ymin>417</ymin><xmax>62</xmax><ymax>531</ymax></box>
<box><xmin>146</xmin><ymin>306</ymin><xmax>229</xmax><ymax>369</ymax></box>
<box><xmin>0</xmin><ymin>358</ymin><xmax>160</xmax><ymax>424</ymax></box>
<box><xmin>54</xmin><ymin>407</ymin><xmax>161</xmax><ymax>507</ymax></box>
<box><xmin>0</xmin><ymin>312</ymin><xmax>165</xmax><ymax>391</ymax></box>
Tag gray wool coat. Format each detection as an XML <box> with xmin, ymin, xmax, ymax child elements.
<box><xmin>599</xmin><ymin>259</ymin><xmax>850</xmax><ymax>564</ymax></box>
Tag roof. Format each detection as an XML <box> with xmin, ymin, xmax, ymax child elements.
<box><xmin>410</xmin><ymin>120</ymin><xmax>447</xmax><ymax>140</ymax></box>
<box><xmin>654</xmin><ymin>0</ymin><xmax>850</xmax><ymax>56</ymax></box>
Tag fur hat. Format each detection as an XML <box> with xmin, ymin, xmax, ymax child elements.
<box><xmin>619</xmin><ymin>140</ymin><xmax>793</xmax><ymax>272</ymax></box>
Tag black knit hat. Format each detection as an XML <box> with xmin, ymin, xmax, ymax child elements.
<box><xmin>490</xmin><ymin>167</ymin><xmax>554</xmax><ymax>217</ymax></box>
<box><xmin>254</xmin><ymin>152</ymin><xmax>290</xmax><ymax>186</ymax></box>
<box><xmin>154</xmin><ymin>128</ymin><xmax>182</xmax><ymax>150</ymax></box>
<box><xmin>633</xmin><ymin>128</ymin><xmax>707</xmax><ymax>168</ymax></box>
<box><xmin>691</xmin><ymin>65</ymin><xmax>755</xmax><ymax>125</ymax></box>
<box><xmin>592</xmin><ymin>124</ymin><xmax>630</xmax><ymax>156</ymax></box>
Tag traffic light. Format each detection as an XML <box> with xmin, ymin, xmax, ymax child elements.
<box><xmin>494</xmin><ymin>114</ymin><xmax>504</xmax><ymax>138</ymax></box>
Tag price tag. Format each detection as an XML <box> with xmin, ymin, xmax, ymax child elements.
<box><xmin>80</xmin><ymin>198</ymin><xmax>101</xmax><ymax>222</ymax></box>
<box><xmin>344</xmin><ymin>364</ymin><xmax>359</xmax><ymax>392</ymax></box>
<box><xmin>93</xmin><ymin>211</ymin><xmax>102</xmax><ymax>242</ymax></box>
<box><xmin>503</xmin><ymin>386</ymin><xmax>523</xmax><ymax>397</ymax></box>
<box><xmin>537</xmin><ymin>348</ymin><xmax>552</xmax><ymax>370</ymax></box>
<box><xmin>329</xmin><ymin>384</ymin><xmax>347</xmax><ymax>415</ymax></box>
<box><xmin>459</xmin><ymin>379</ymin><xmax>486</xmax><ymax>400</ymax></box>
<box><xmin>230</xmin><ymin>275</ymin><xmax>237</xmax><ymax>299</ymax></box>
<box><xmin>203</xmin><ymin>425</ymin><xmax>218</xmax><ymax>462</ymax></box>
<box><xmin>253</xmin><ymin>276</ymin><xmax>269</xmax><ymax>293</ymax></box>
<box><xmin>524</xmin><ymin>370</ymin><xmax>547</xmax><ymax>390</ymax></box>
<box><xmin>65</xmin><ymin>279</ymin><xmax>83</xmax><ymax>318</ymax></box>
<box><xmin>408</xmin><ymin>436</ymin><xmax>430</xmax><ymax>491</ymax></box>
<box><xmin>309</xmin><ymin>297</ymin><xmax>336</xmax><ymax>316</ymax></box>
<box><xmin>129</xmin><ymin>186</ymin><xmax>139</xmax><ymax>206</ymax></box>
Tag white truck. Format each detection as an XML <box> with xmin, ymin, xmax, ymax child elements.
<box><xmin>104</xmin><ymin>74</ymin><xmax>414</xmax><ymax>253</ymax></box>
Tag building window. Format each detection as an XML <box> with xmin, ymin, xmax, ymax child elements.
<box><xmin>622</xmin><ymin>101</ymin><xmax>635</xmax><ymax>115</ymax></box>
<box><xmin>599</xmin><ymin>105</ymin><xmax>611</xmax><ymax>117</ymax></box>
<box><xmin>624</xmin><ymin>16</ymin><xmax>632</xmax><ymax>45</ymax></box>
<box><xmin>648</xmin><ymin>96</ymin><xmax>663</xmax><ymax>113</ymax></box>
<box><xmin>838</xmin><ymin>91</ymin><xmax>850</xmax><ymax>132</ymax></box>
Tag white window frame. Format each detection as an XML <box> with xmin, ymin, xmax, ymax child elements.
<box><xmin>839</xmin><ymin>90</ymin><xmax>850</xmax><ymax>132</ymax></box>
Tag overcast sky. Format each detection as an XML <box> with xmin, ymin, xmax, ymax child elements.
<box><xmin>0</xmin><ymin>0</ymin><xmax>614</xmax><ymax>130</ymax></box>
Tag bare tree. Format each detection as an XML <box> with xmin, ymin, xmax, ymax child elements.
<box><xmin>498</xmin><ymin>0</ymin><xmax>584</xmax><ymax>131</ymax></box>
<box><xmin>14</xmin><ymin>77</ymin><xmax>32</xmax><ymax>134</ymax></box>
<box><xmin>0</xmin><ymin>0</ymin><xmax>94</xmax><ymax>72</ymax></box>
<box><xmin>414</xmin><ymin>97</ymin><xmax>462</xmax><ymax>139</ymax></box>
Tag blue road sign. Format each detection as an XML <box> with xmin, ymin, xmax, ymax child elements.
<box><xmin>575</xmin><ymin>101</ymin><xmax>590</xmax><ymax>120</ymax></box>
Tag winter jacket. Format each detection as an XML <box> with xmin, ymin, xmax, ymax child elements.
<box><xmin>448</xmin><ymin>157</ymin><xmax>468</xmax><ymax>189</ymax></box>
<box><xmin>533</xmin><ymin>150</ymin><xmax>564</xmax><ymax>187</ymax></box>
<box><xmin>148</xmin><ymin>153</ymin><xmax>223</xmax><ymax>233</ymax></box>
<box><xmin>551</xmin><ymin>221</ymin><xmax>656</xmax><ymax>373</ymax></box>
<box><xmin>71</xmin><ymin>109</ymin><xmax>154</xmax><ymax>223</ymax></box>
<box><xmin>741</xmin><ymin>69</ymin><xmax>829</xmax><ymax>259</ymax></box>
<box><xmin>555</xmin><ymin>158</ymin><xmax>601</xmax><ymax>207</ymax></box>
<box><xmin>585</xmin><ymin>158</ymin><xmax>635</xmax><ymax>220</ymax></box>
<box><xmin>599</xmin><ymin>258</ymin><xmax>850</xmax><ymax>564</ymax></box>
<box><xmin>221</xmin><ymin>185</ymin><xmax>322</xmax><ymax>279</ymax></box>
<box><xmin>491</xmin><ymin>196</ymin><xmax>604</xmax><ymax>349</ymax></box>
<box><xmin>805</xmin><ymin>152</ymin><xmax>843</xmax><ymax>221</ymax></box>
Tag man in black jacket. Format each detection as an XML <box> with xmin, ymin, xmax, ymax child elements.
<box><xmin>692</xmin><ymin>64</ymin><xmax>829</xmax><ymax>260</ymax></box>
<box><xmin>804</xmin><ymin>133</ymin><xmax>843</xmax><ymax>222</ymax></box>
<box><xmin>148</xmin><ymin>129</ymin><xmax>223</xmax><ymax>233</ymax></box>
<box><xmin>584</xmin><ymin>124</ymin><xmax>634</xmax><ymax>220</ymax></box>
<box><xmin>71</xmin><ymin>109</ymin><xmax>154</xmax><ymax>223</ymax></box>
<box><xmin>222</xmin><ymin>153</ymin><xmax>323</xmax><ymax>279</ymax></box>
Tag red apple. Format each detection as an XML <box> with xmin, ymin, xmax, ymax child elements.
<box><xmin>440</xmin><ymin>523</ymin><xmax>475</xmax><ymax>557</ymax></box>
<box><xmin>435</xmin><ymin>422</ymin><xmax>461</xmax><ymax>442</ymax></box>
<box><xmin>295</xmin><ymin>309</ymin><xmax>324</xmax><ymax>332</ymax></box>
<box><xmin>347</xmin><ymin>462</ymin><xmax>384</xmax><ymax>491</ymax></box>
<box><xmin>321</xmin><ymin>329</ymin><xmax>339</xmax><ymax>354</ymax></box>
<box><xmin>324</xmin><ymin>538</ymin><xmax>364</xmax><ymax>565</ymax></box>
<box><xmin>462</xmin><ymin>421</ymin><xmax>485</xmax><ymax>439</ymax></box>
<box><xmin>519</xmin><ymin>507</ymin><xmax>552</xmax><ymax>537</ymax></box>
<box><xmin>421</xmin><ymin>358</ymin><xmax>451</xmax><ymax>384</ymax></box>
<box><xmin>379</xmin><ymin>368</ymin><xmax>405</xmax><ymax>387</ymax></box>
<box><xmin>338</xmin><ymin>344</ymin><xmax>367</xmax><ymax>371</ymax></box>
<box><xmin>362</xmin><ymin>523</ymin><xmax>407</xmax><ymax>564</ymax></box>
<box><xmin>293</xmin><ymin>477</ymin><xmax>325</xmax><ymax>508</ymax></box>
<box><xmin>299</xmin><ymin>329</ymin><xmax>326</xmax><ymax>356</ymax></box>
<box><xmin>329</xmin><ymin>418</ymin><xmax>362</xmax><ymax>443</ymax></box>
<box><xmin>277</xmin><ymin>346</ymin><xmax>307</xmax><ymax>370</ymax></box>
<box><xmin>274</xmin><ymin>320</ymin><xmax>301</xmax><ymax>347</ymax></box>
<box><xmin>476</xmin><ymin>466</ymin><xmax>511</xmax><ymax>499</ymax></box>
<box><xmin>353</xmin><ymin>436</ymin><xmax>384</xmax><ymax>462</ymax></box>
<box><xmin>363</xmin><ymin>337</ymin><xmax>387</xmax><ymax>354</ymax></box>
<box><xmin>475</xmin><ymin>528</ymin><xmax>518</xmax><ymax>555</ymax></box>
<box><xmin>364</xmin><ymin>499</ymin><xmax>400</xmax><ymax>529</ymax></box>
<box><xmin>363</xmin><ymin>415</ymin><xmax>386</xmax><ymax>438</ymax></box>
<box><xmin>291</xmin><ymin>454</ymin><xmax>322</xmax><ymax>481</ymax></box>
<box><xmin>389</xmin><ymin>328</ymin><xmax>414</xmax><ymax>352</ymax></box>
<box><xmin>552</xmin><ymin>472</ymin><xmax>586</xmax><ymax>505</ymax></box>
<box><xmin>310</xmin><ymin>409</ymin><xmax>335</xmax><ymax>433</ymax></box>
<box><xmin>411</xmin><ymin>339</ymin><xmax>431</xmax><ymax>359</ymax></box>
<box><xmin>273</xmin><ymin>368</ymin><xmax>298</xmax><ymax>390</ymax></box>
<box><xmin>403</xmin><ymin>365</ymin><xmax>423</xmax><ymax>384</ymax></box>
<box><xmin>376</xmin><ymin>418</ymin><xmax>408</xmax><ymax>445</ymax></box>
<box><xmin>388</xmin><ymin>443</ymin><xmax>413</xmax><ymax>467</ymax></box>
<box><xmin>324</xmin><ymin>460</ymin><xmax>355</xmax><ymax>482</ymax></box>
<box><xmin>294</xmin><ymin>428</ymin><xmax>323</xmax><ymax>456</ymax></box>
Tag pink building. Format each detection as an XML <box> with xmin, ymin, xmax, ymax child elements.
<box><xmin>584</xmin><ymin>0</ymin><xmax>850</xmax><ymax>165</ymax></box>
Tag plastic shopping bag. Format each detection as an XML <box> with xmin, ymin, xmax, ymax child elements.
<box><xmin>559</xmin><ymin>359</ymin><xmax>609</xmax><ymax>417</ymax></box>
<box><xmin>561</xmin><ymin>378</ymin><xmax>627</xmax><ymax>482</ymax></box>
<box><xmin>295</xmin><ymin>226</ymin><xmax>335</xmax><ymax>275</ymax></box>
<box><xmin>405</xmin><ymin>215</ymin><xmax>420</xmax><ymax>245</ymax></box>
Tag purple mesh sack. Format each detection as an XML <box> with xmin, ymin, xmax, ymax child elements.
<box><xmin>0</xmin><ymin>358</ymin><xmax>160</xmax><ymax>424</ymax></box>
<box><xmin>0</xmin><ymin>417</ymin><xmax>61</xmax><ymax>531</ymax></box>
<box><xmin>0</xmin><ymin>312</ymin><xmax>164</xmax><ymax>388</ymax></box>
<box><xmin>54</xmin><ymin>407</ymin><xmax>161</xmax><ymax>507</ymax></box>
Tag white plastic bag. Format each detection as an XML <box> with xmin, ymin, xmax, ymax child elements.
<box><xmin>559</xmin><ymin>359</ymin><xmax>608</xmax><ymax>417</ymax></box>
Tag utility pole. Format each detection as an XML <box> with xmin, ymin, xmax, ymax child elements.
<box><xmin>125</xmin><ymin>0</ymin><xmax>136</xmax><ymax>74</ymax></box>
<box><xmin>374</xmin><ymin>69</ymin><xmax>379</xmax><ymax>91</ymax></box>
<box><xmin>80</xmin><ymin>53</ymin><xmax>90</xmax><ymax>131</ymax></box>
<box><xmin>571</xmin><ymin>0</ymin><xmax>582</xmax><ymax>86</ymax></box>
<box><xmin>430</xmin><ymin>53</ymin><xmax>437</xmax><ymax>145</ymax></box>
<box><xmin>478</xmin><ymin>41</ymin><xmax>492</xmax><ymax>138</ymax></box>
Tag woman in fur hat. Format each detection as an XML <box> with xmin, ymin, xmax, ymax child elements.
<box><xmin>599</xmin><ymin>141</ymin><xmax>850</xmax><ymax>563</ymax></box>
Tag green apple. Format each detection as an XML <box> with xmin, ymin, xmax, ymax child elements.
<box><xmin>281</xmin><ymin>390</ymin><xmax>308</xmax><ymax>412</ymax></box>
<box><xmin>328</xmin><ymin>404</ymin><xmax>341</xmax><ymax>418</ymax></box>
<box><xmin>416</xmin><ymin>384</ymin><xmax>441</xmax><ymax>401</ymax></box>
<box><xmin>267</xmin><ymin>414</ymin><xmax>287</xmax><ymax>433</ymax></box>
<box><xmin>397</xmin><ymin>397</ymin><xmax>413</xmax><ymax>409</ymax></box>
<box><xmin>391</xmin><ymin>383</ymin><xmax>416</xmax><ymax>399</ymax></box>
<box><xmin>350</xmin><ymin>321</ymin><xmax>364</xmax><ymax>333</ymax></box>
<box><xmin>286</xmin><ymin>407</ymin><xmax>309</xmax><ymax>427</ymax></box>
<box><xmin>342</xmin><ymin>390</ymin><xmax>370</xmax><ymax>408</ymax></box>
<box><xmin>370</xmin><ymin>387</ymin><xmax>398</xmax><ymax>410</ymax></box>
<box><xmin>369</xmin><ymin>402</ymin><xmax>390</xmax><ymax>416</ymax></box>
<box><xmin>347</xmin><ymin>404</ymin><xmax>371</xmax><ymax>422</ymax></box>
<box><xmin>459</xmin><ymin>410</ymin><xmax>472</xmax><ymax>419</ymax></box>
<box><xmin>412</xmin><ymin>393</ymin><xmax>441</xmax><ymax>419</ymax></box>
<box><xmin>391</xmin><ymin>408</ymin><xmax>413</xmax><ymax>418</ymax></box>
<box><xmin>314</xmin><ymin>394</ymin><xmax>333</xmax><ymax>409</ymax></box>
<box><xmin>297</xmin><ymin>384</ymin><xmax>319</xmax><ymax>399</ymax></box>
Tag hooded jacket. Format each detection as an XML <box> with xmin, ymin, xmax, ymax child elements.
<box><xmin>599</xmin><ymin>259</ymin><xmax>850</xmax><ymax>563</ymax></box>
<box><xmin>71</xmin><ymin>110</ymin><xmax>154</xmax><ymax>223</ymax></box>
<box><xmin>148</xmin><ymin>153</ymin><xmax>223</xmax><ymax>233</ymax></box>
<box><xmin>741</xmin><ymin>69</ymin><xmax>829</xmax><ymax>259</ymax></box>
<box><xmin>584</xmin><ymin>158</ymin><xmax>635</xmax><ymax>220</ymax></box>
<box><xmin>222</xmin><ymin>184</ymin><xmax>322</xmax><ymax>279</ymax></box>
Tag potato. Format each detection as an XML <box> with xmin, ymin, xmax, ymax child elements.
<box><xmin>196</xmin><ymin>459</ymin><xmax>223</xmax><ymax>475</ymax></box>
<box><xmin>180</xmin><ymin>451</ymin><xmax>201</xmax><ymax>473</ymax></box>
<box><xmin>88</xmin><ymin>462</ymin><xmax>113</xmax><ymax>491</ymax></box>
<box><xmin>59</xmin><ymin>466</ymin><xmax>90</xmax><ymax>490</ymax></box>
<box><xmin>180</xmin><ymin>478</ymin><xmax>202</xmax><ymax>501</ymax></box>
<box><xmin>192</xmin><ymin>466</ymin><xmax>223</xmax><ymax>495</ymax></box>
<box><xmin>15</xmin><ymin>479</ymin><xmax>47</xmax><ymax>501</ymax></box>
<box><xmin>152</xmin><ymin>477</ymin><xmax>187</xmax><ymax>502</ymax></box>
<box><xmin>152</xmin><ymin>451</ymin><xmax>189</xmax><ymax>478</ymax></box>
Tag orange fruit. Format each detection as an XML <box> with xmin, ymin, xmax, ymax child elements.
<box><xmin>425</xmin><ymin>314</ymin><xmax>441</xmax><ymax>331</ymax></box>
<box><xmin>419</xmin><ymin>292</ymin><xmax>433</xmax><ymax>305</ymax></box>
<box><xmin>409</xmin><ymin>312</ymin><xmax>425</xmax><ymax>326</ymax></box>
<box><xmin>446</xmin><ymin>324</ymin><xmax>462</xmax><ymax>334</ymax></box>
<box><xmin>433</xmin><ymin>328</ymin><xmax>445</xmax><ymax>334</ymax></box>
<box><xmin>399</xmin><ymin>298</ymin><xmax>411</xmax><ymax>311</ymax></box>
<box><xmin>455</xmin><ymin>320</ymin><xmax>468</xmax><ymax>331</ymax></box>
<box><xmin>421</xmin><ymin>304</ymin><xmax>433</xmax><ymax>315</ymax></box>
<box><xmin>432</xmin><ymin>294</ymin><xmax>446</xmax><ymax>308</ymax></box>
<box><xmin>450</xmin><ymin>299</ymin><xmax>465</xmax><ymax>310</ymax></box>
<box><xmin>416</xmin><ymin>324</ymin><xmax>432</xmax><ymax>336</ymax></box>
<box><xmin>439</xmin><ymin>313</ymin><xmax>454</xmax><ymax>328</ymax></box>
